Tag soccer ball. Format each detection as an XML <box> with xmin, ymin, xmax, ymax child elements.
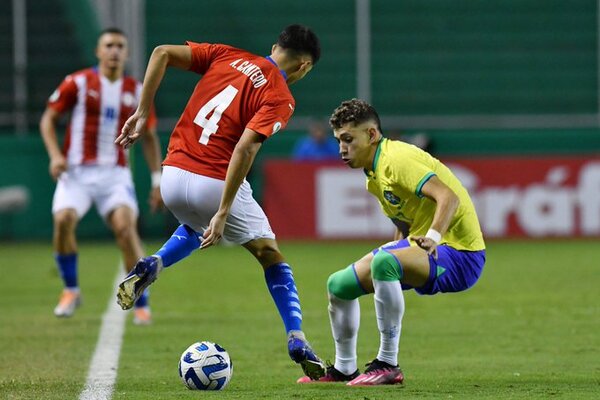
<box><xmin>178</xmin><ymin>341</ymin><xmax>233</xmax><ymax>390</ymax></box>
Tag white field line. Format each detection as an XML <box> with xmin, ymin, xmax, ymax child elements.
<box><xmin>79</xmin><ymin>268</ymin><xmax>127</xmax><ymax>400</ymax></box>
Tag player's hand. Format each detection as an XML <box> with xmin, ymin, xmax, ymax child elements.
<box><xmin>149</xmin><ymin>187</ymin><xmax>164</xmax><ymax>213</ymax></box>
<box><xmin>49</xmin><ymin>154</ymin><xmax>67</xmax><ymax>180</ymax></box>
<box><xmin>201</xmin><ymin>211</ymin><xmax>228</xmax><ymax>250</ymax></box>
<box><xmin>412</xmin><ymin>235</ymin><xmax>439</xmax><ymax>259</ymax></box>
<box><xmin>148</xmin><ymin>187</ymin><xmax>164</xmax><ymax>213</ymax></box>
<box><xmin>115</xmin><ymin>111</ymin><xmax>147</xmax><ymax>149</ymax></box>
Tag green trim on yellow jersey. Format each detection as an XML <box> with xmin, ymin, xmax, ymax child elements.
<box><xmin>372</xmin><ymin>139</ymin><xmax>384</xmax><ymax>172</ymax></box>
<box><xmin>415</xmin><ymin>172</ymin><xmax>436</xmax><ymax>198</ymax></box>
<box><xmin>365</xmin><ymin>138</ymin><xmax>385</xmax><ymax>177</ymax></box>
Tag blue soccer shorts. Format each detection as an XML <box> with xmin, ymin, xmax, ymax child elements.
<box><xmin>374</xmin><ymin>239</ymin><xmax>486</xmax><ymax>295</ymax></box>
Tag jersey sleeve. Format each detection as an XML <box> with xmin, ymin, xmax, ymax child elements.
<box><xmin>185</xmin><ymin>42</ymin><xmax>225</xmax><ymax>75</ymax></box>
<box><xmin>393</xmin><ymin>155</ymin><xmax>436</xmax><ymax>198</ymax></box>
<box><xmin>246</xmin><ymin>99</ymin><xmax>294</xmax><ymax>138</ymax></box>
<box><xmin>47</xmin><ymin>75</ymin><xmax>78</xmax><ymax>114</ymax></box>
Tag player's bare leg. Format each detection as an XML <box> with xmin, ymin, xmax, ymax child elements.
<box><xmin>108</xmin><ymin>206</ymin><xmax>144</xmax><ymax>272</ymax></box>
<box><xmin>53</xmin><ymin>209</ymin><xmax>81</xmax><ymax>317</ymax></box>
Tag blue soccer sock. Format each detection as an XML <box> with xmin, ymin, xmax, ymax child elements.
<box><xmin>55</xmin><ymin>253</ymin><xmax>78</xmax><ymax>289</ymax></box>
<box><xmin>155</xmin><ymin>224</ymin><xmax>202</xmax><ymax>268</ymax></box>
<box><xmin>134</xmin><ymin>288</ymin><xmax>150</xmax><ymax>308</ymax></box>
<box><xmin>265</xmin><ymin>263</ymin><xmax>303</xmax><ymax>334</ymax></box>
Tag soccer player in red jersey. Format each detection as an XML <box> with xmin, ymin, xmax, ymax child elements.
<box><xmin>40</xmin><ymin>28</ymin><xmax>163</xmax><ymax>324</ymax></box>
<box><xmin>115</xmin><ymin>25</ymin><xmax>325</xmax><ymax>379</ymax></box>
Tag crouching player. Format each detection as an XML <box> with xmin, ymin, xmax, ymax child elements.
<box><xmin>298</xmin><ymin>98</ymin><xmax>486</xmax><ymax>386</ymax></box>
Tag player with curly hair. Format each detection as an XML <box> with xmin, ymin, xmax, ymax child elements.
<box><xmin>299</xmin><ymin>98</ymin><xmax>486</xmax><ymax>385</ymax></box>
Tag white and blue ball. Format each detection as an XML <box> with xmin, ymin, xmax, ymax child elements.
<box><xmin>178</xmin><ymin>341</ymin><xmax>233</xmax><ymax>390</ymax></box>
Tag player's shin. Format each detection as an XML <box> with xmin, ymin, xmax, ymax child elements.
<box><xmin>328</xmin><ymin>294</ymin><xmax>360</xmax><ymax>375</ymax></box>
<box><xmin>55</xmin><ymin>253</ymin><xmax>78</xmax><ymax>289</ymax></box>
<box><xmin>326</xmin><ymin>265</ymin><xmax>366</xmax><ymax>375</ymax></box>
<box><xmin>154</xmin><ymin>224</ymin><xmax>202</xmax><ymax>267</ymax></box>
<box><xmin>371</xmin><ymin>250</ymin><xmax>404</xmax><ymax>366</ymax></box>
<box><xmin>373</xmin><ymin>280</ymin><xmax>404</xmax><ymax>366</ymax></box>
<box><xmin>264</xmin><ymin>263</ymin><xmax>302</xmax><ymax>333</ymax></box>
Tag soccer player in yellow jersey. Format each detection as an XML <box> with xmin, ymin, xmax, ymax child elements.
<box><xmin>298</xmin><ymin>99</ymin><xmax>486</xmax><ymax>386</ymax></box>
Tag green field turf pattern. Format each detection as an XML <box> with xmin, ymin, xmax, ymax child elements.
<box><xmin>0</xmin><ymin>240</ymin><xmax>598</xmax><ymax>399</ymax></box>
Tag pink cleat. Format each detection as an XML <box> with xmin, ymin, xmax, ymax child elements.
<box><xmin>346</xmin><ymin>359</ymin><xmax>404</xmax><ymax>386</ymax></box>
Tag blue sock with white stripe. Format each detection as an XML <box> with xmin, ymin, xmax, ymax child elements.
<box><xmin>155</xmin><ymin>224</ymin><xmax>202</xmax><ymax>268</ymax></box>
<box><xmin>55</xmin><ymin>253</ymin><xmax>78</xmax><ymax>289</ymax></box>
<box><xmin>134</xmin><ymin>288</ymin><xmax>149</xmax><ymax>308</ymax></box>
<box><xmin>265</xmin><ymin>263</ymin><xmax>303</xmax><ymax>333</ymax></box>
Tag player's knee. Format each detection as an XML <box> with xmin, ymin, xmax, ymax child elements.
<box><xmin>327</xmin><ymin>266</ymin><xmax>365</xmax><ymax>300</ymax></box>
<box><xmin>54</xmin><ymin>210</ymin><xmax>78</xmax><ymax>232</ymax></box>
<box><xmin>112</xmin><ymin>221</ymin><xmax>136</xmax><ymax>242</ymax></box>
<box><xmin>257</xmin><ymin>244</ymin><xmax>279</xmax><ymax>259</ymax></box>
<box><xmin>246</xmin><ymin>239</ymin><xmax>282</xmax><ymax>267</ymax></box>
<box><xmin>371</xmin><ymin>250</ymin><xmax>403</xmax><ymax>281</ymax></box>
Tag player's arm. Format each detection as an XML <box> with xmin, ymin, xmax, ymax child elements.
<box><xmin>39</xmin><ymin>106</ymin><xmax>66</xmax><ymax>180</ymax></box>
<box><xmin>201</xmin><ymin>129</ymin><xmax>264</xmax><ymax>249</ymax></box>
<box><xmin>412</xmin><ymin>175</ymin><xmax>459</xmax><ymax>257</ymax></box>
<box><xmin>140</xmin><ymin>124</ymin><xmax>164</xmax><ymax>212</ymax></box>
<box><xmin>116</xmin><ymin>45</ymin><xmax>192</xmax><ymax>148</ymax></box>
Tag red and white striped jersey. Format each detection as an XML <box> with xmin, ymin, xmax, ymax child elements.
<box><xmin>47</xmin><ymin>66</ymin><xmax>157</xmax><ymax>167</ymax></box>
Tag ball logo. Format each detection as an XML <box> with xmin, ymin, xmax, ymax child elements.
<box><xmin>272</xmin><ymin>122</ymin><xmax>282</xmax><ymax>134</ymax></box>
<box><xmin>179</xmin><ymin>341</ymin><xmax>233</xmax><ymax>391</ymax></box>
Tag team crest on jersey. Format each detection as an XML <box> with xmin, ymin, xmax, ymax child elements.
<box><xmin>122</xmin><ymin>92</ymin><xmax>136</xmax><ymax>107</ymax></box>
<box><xmin>49</xmin><ymin>89</ymin><xmax>60</xmax><ymax>103</ymax></box>
<box><xmin>384</xmin><ymin>190</ymin><xmax>402</xmax><ymax>205</ymax></box>
<box><xmin>272</xmin><ymin>122</ymin><xmax>282</xmax><ymax>134</ymax></box>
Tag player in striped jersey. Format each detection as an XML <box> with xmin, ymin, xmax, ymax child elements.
<box><xmin>40</xmin><ymin>28</ymin><xmax>163</xmax><ymax>325</ymax></box>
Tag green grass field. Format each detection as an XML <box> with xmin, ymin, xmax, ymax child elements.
<box><xmin>0</xmin><ymin>240</ymin><xmax>598</xmax><ymax>399</ymax></box>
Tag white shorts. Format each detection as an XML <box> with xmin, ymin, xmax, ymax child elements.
<box><xmin>161</xmin><ymin>165</ymin><xmax>275</xmax><ymax>244</ymax></box>
<box><xmin>52</xmin><ymin>165</ymin><xmax>139</xmax><ymax>220</ymax></box>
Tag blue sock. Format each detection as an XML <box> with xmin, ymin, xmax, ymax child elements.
<box><xmin>134</xmin><ymin>288</ymin><xmax>150</xmax><ymax>308</ymax></box>
<box><xmin>55</xmin><ymin>253</ymin><xmax>78</xmax><ymax>289</ymax></box>
<box><xmin>265</xmin><ymin>263</ymin><xmax>303</xmax><ymax>333</ymax></box>
<box><xmin>155</xmin><ymin>224</ymin><xmax>202</xmax><ymax>268</ymax></box>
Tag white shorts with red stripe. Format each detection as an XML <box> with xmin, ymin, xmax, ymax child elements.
<box><xmin>160</xmin><ymin>165</ymin><xmax>275</xmax><ymax>244</ymax></box>
<box><xmin>52</xmin><ymin>165</ymin><xmax>139</xmax><ymax>220</ymax></box>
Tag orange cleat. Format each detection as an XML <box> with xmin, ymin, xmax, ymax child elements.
<box><xmin>133</xmin><ymin>306</ymin><xmax>152</xmax><ymax>325</ymax></box>
<box><xmin>53</xmin><ymin>288</ymin><xmax>81</xmax><ymax>317</ymax></box>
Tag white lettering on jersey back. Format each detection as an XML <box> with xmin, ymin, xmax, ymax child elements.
<box><xmin>229</xmin><ymin>58</ymin><xmax>268</xmax><ymax>88</ymax></box>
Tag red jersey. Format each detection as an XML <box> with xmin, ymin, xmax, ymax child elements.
<box><xmin>47</xmin><ymin>67</ymin><xmax>157</xmax><ymax>167</ymax></box>
<box><xmin>163</xmin><ymin>42</ymin><xmax>295</xmax><ymax>179</ymax></box>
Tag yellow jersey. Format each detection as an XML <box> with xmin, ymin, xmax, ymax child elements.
<box><xmin>365</xmin><ymin>138</ymin><xmax>485</xmax><ymax>251</ymax></box>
